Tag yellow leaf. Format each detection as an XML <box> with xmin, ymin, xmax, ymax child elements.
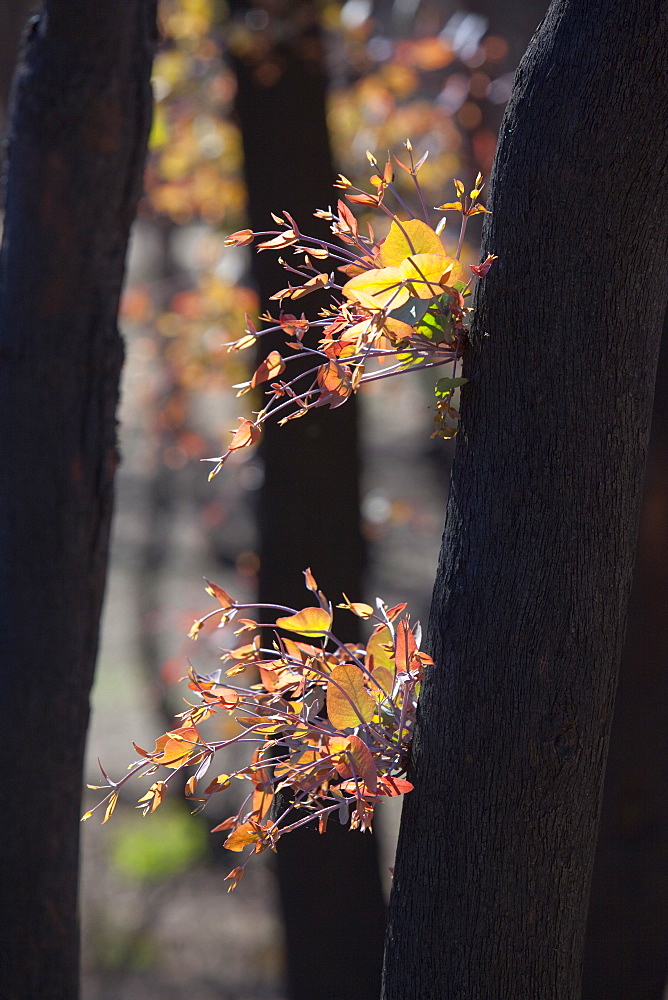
<box><xmin>379</xmin><ymin>219</ymin><xmax>445</xmax><ymax>266</ymax></box>
<box><xmin>102</xmin><ymin>792</ymin><xmax>118</xmax><ymax>825</ymax></box>
<box><xmin>342</xmin><ymin>267</ymin><xmax>409</xmax><ymax>310</ymax></box>
<box><xmin>276</xmin><ymin>607</ymin><xmax>332</xmax><ymax>637</ymax></box>
<box><xmin>327</xmin><ymin>663</ymin><xmax>376</xmax><ymax>729</ymax></box>
<box><xmin>366</xmin><ymin>625</ymin><xmax>395</xmax><ymax>675</ymax></box>
<box><xmin>398</xmin><ymin>253</ymin><xmax>454</xmax><ymax>298</ymax></box>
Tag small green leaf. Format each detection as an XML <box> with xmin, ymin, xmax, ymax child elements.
<box><xmin>435</xmin><ymin>377</ymin><xmax>468</xmax><ymax>398</ymax></box>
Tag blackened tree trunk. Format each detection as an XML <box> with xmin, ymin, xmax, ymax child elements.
<box><xmin>582</xmin><ymin>311</ymin><xmax>668</xmax><ymax>1000</ymax></box>
<box><xmin>381</xmin><ymin>1</ymin><xmax>668</xmax><ymax>997</ymax></box>
<box><xmin>230</xmin><ymin>2</ymin><xmax>387</xmax><ymax>997</ymax></box>
<box><xmin>0</xmin><ymin>0</ymin><xmax>36</xmax><ymax>137</ymax></box>
<box><xmin>0</xmin><ymin>4</ymin><xmax>155</xmax><ymax>998</ymax></box>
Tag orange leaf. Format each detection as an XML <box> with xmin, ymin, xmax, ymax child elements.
<box><xmin>223</xmin><ymin>821</ymin><xmax>270</xmax><ymax>852</ymax></box>
<box><xmin>366</xmin><ymin>625</ymin><xmax>395</xmax><ymax>674</ymax></box>
<box><xmin>290</xmin><ymin>272</ymin><xmax>330</xmax><ymax>300</ymax></box>
<box><xmin>229</xmin><ymin>418</ymin><xmax>260</xmax><ymax>452</ymax></box>
<box><xmin>153</xmin><ymin>725</ymin><xmax>203</xmax><ymax>769</ymax></box>
<box><xmin>395</xmin><ymin>620</ymin><xmax>418</xmax><ymax>674</ymax></box>
<box><xmin>276</xmin><ymin>607</ymin><xmax>332</xmax><ymax>637</ymax></box>
<box><xmin>204</xmin><ymin>579</ymin><xmax>235</xmax><ymax>610</ymax></box>
<box><xmin>257</xmin><ymin>231</ymin><xmax>298</xmax><ymax>251</ymax></box>
<box><xmin>346</xmin><ymin>734</ymin><xmax>377</xmax><ymax>793</ymax></box>
<box><xmin>327</xmin><ymin>663</ymin><xmax>375</xmax><ymax>729</ymax></box>
<box><xmin>379</xmin><ymin>219</ymin><xmax>445</xmax><ymax>266</ymax></box>
<box><xmin>250</xmin><ymin>351</ymin><xmax>285</xmax><ymax>388</ymax></box>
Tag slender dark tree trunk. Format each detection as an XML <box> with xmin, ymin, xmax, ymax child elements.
<box><xmin>230</xmin><ymin>2</ymin><xmax>387</xmax><ymax>997</ymax></box>
<box><xmin>0</xmin><ymin>4</ymin><xmax>155</xmax><ymax>998</ymax></box>
<box><xmin>382</xmin><ymin>2</ymin><xmax>668</xmax><ymax>997</ymax></box>
<box><xmin>0</xmin><ymin>0</ymin><xmax>36</xmax><ymax>137</ymax></box>
<box><xmin>582</xmin><ymin>310</ymin><xmax>668</xmax><ymax>1000</ymax></box>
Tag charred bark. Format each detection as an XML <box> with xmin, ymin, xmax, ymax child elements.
<box><xmin>382</xmin><ymin>1</ymin><xmax>668</xmax><ymax>997</ymax></box>
<box><xmin>0</xmin><ymin>4</ymin><xmax>155</xmax><ymax>998</ymax></box>
<box><xmin>582</xmin><ymin>311</ymin><xmax>668</xmax><ymax>1000</ymax></box>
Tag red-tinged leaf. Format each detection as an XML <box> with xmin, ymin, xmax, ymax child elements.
<box><xmin>377</xmin><ymin>776</ymin><xmax>414</xmax><ymax>796</ymax></box>
<box><xmin>225</xmin><ymin>229</ymin><xmax>254</xmax><ymax>246</ymax></box>
<box><xmin>210</xmin><ymin>814</ymin><xmax>237</xmax><ymax>833</ymax></box>
<box><xmin>229</xmin><ymin>418</ymin><xmax>260</xmax><ymax>452</ymax></box>
<box><xmin>347</xmin><ymin>191</ymin><xmax>380</xmax><ymax>207</ymax></box>
<box><xmin>379</xmin><ymin>219</ymin><xmax>445</xmax><ymax>266</ymax></box>
<box><xmin>318</xmin><ymin>813</ymin><xmax>329</xmax><ymax>834</ymax></box>
<box><xmin>336</xmin><ymin>200</ymin><xmax>358</xmax><ymax>237</ymax></box>
<box><xmin>204</xmin><ymin>579</ymin><xmax>235</xmax><ymax>610</ymax></box>
<box><xmin>153</xmin><ymin>725</ymin><xmax>203</xmax><ymax>768</ymax></box>
<box><xmin>276</xmin><ymin>607</ymin><xmax>332</xmax><ymax>637</ymax></box>
<box><xmin>303</xmin><ymin>567</ymin><xmax>318</xmax><ymax>592</ymax></box>
<box><xmin>102</xmin><ymin>791</ymin><xmax>119</xmax><ymax>825</ymax></box>
<box><xmin>225</xmin><ymin>866</ymin><xmax>245</xmax><ymax>892</ymax></box>
<box><xmin>257</xmin><ymin>231</ymin><xmax>299</xmax><ymax>251</ymax></box>
<box><xmin>252</xmin><ymin>785</ymin><xmax>274</xmax><ymax>820</ymax></box>
<box><xmin>395</xmin><ymin>620</ymin><xmax>418</xmax><ymax>674</ymax></box>
<box><xmin>317</xmin><ymin>360</ymin><xmax>353</xmax><ymax>403</ymax></box>
<box><xmin>132</xmin><ymin>742</ymin><xmax>151</xmax><ymax>758</ymax></box>
<box><xmin>204</xmin><ymin>774</ymin><xmax>231</xmax><ymax>796</ymax></box>
<box><xmin>346</xmin><ymin>734</ymin><xmax>377</xmax><ymax>793</ymax></box>
<box><xmin>385</xmin><ymin>602</ymin><xmax>408</xmax><ymax>621</ymax></box>
<box><xmin>327</xmin><ymin>663</ymin><xmax>376</xmax><ymax>729</ymax></box>
<box><xmin>338</xmin><ymin>593</ymin><xmax>374</xmax><ymax>618</ymax></box>
<box><xmin>250</xmin><ymin>350</ymin><xmax>285</xmax><ymax>388</ymax></box>
<box><xmin>290</xmin><ymin>272</ymin><xmax>329</xmax><ymax>300</ymax></box>
<box><xmin>468</xmin><ymin>203</ymin><xmax>491</xmax><ymax>216</ymax></box>
<box><xmin>185</xmin><ymin>776</ymin><xmax>198</xmax><ymax>797</ymax></box>
<box><xmin>280</xmin><ymin>313</ymin><xmax>310</xmax><ymax>340</ymax></box>
<box><xmin>223</xmin><ymin>821</ymin><xmax>269</xmax><ymax>852</ymax></box>
<box><xmin>470</xmin><ymin>253</ymin><xmax>498</xmax><ymax>277</ymax></box>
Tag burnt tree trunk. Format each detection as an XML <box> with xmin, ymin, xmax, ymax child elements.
<box><xmin>0</xmin><ymin>4</ymin><xmax>155</xmax><ymax>999</ymax></box>
<box><xmin>582</xmin><ymin>310</ymin><xmax>668</xmax><ymax>1000</ymax></box>
<box><xmin>229</xmin><ymin>2</ymin><xmax>387</xmax><ymax>997</ymax></box>
<box><xmin>382</xmin><ymin>1</ymin><xmax>668</xmax><ymax>998</ymax></box>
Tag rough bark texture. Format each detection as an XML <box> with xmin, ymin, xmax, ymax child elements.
<box><xmin>382</xmin><ymin>2</ymin><xmax>668</xmax><ymax>998</ymax></box>
<box><xmin>0</xmin><ymin>4</ymin><xmax>155</xmax><ymax>998</ymax></box>
<box><xmin>230</xmin><ymin>2</ymin><xmax>387</xmax><ymax>997</ymax></box>
<box><xmin>582</xmin><ymin>310</ymin><xmax>668</xmax><ymax>1000</ymax></box>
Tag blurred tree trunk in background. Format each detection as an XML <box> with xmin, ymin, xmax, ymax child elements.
<box><xmin>229</xmin><ymin>1</ymin><xmax>387</xmax><ymax>997</ymax></box>
<box><xmin>381</xmin><ymin>1</ymin><xmax>668</xmax><ymax>996</ymax></box>
<box><xmin>0</xmin><ymin>0</ymin><xmax>36</xmax><ymax>138</ymax></box>
<box><xmin>582</xmin><ymin>312</ymin><xmax>668</xmax><ymax>1000</ymax></box>
<box><xmin>0</xmin><ymin>4</ymin><xmax>156</xmax><ymax>998</ymax></box>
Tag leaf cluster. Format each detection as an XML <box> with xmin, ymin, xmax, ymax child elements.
<box><xmin>85</xmin><ymin>570</ymin><xmax>431</xmax><ymax>890</ymax></box>
<box><xmin>206</xmin><ymin>142</ymin><xmax>495</xmax><ymax>476</ymax></box>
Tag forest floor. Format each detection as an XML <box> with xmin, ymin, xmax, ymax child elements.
<box><xmin>80</xmin><ymin>220</ymin><xmax>453</xmax><ymax>999</ymax></box>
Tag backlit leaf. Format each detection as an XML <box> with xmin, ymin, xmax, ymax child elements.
<box><xmin>379</xmin><ymin>219</ymin><xmax>445</xmax><ymax>266</ymax></box>
<box><xmin>276</xmin><ymin>607</ymin><xmax>332</xmax><ymax>637</ymax></box>
<box><xmin>327</xmin><ymin>663</ymin><xmax>375</xmax><ymax>729</ymax></box>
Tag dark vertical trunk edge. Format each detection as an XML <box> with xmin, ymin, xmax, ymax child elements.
<box><xmin>0</xmin><ymin>3</ymin><xmax>155</xmax><ymax>998</ymax></box>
